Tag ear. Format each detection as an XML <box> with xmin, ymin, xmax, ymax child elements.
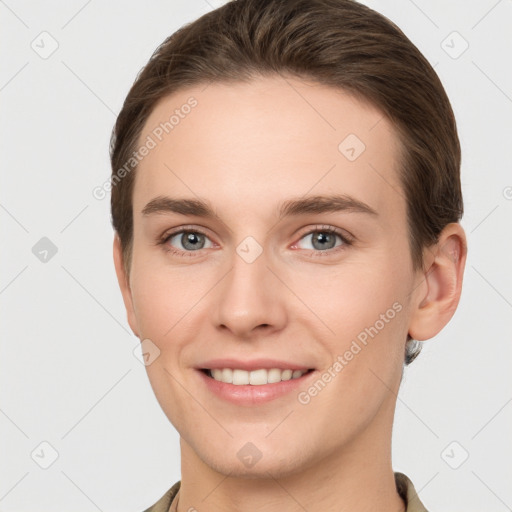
<box><xmin>113</xmin><ymin>234</ymin><xmax>140</xmax><ymax>338</ymax></box>
<box><xmin>408</xmin><ymin>223</ymin><xmax>467</xmax><ymax>341</ymax></box>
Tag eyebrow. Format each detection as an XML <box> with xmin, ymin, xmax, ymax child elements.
<box><xmin>141</xmin><ymin>194</ymin><xmax>378</xmax><ymax>220</ymax></box>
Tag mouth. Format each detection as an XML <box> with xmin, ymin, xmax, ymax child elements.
<box><xmin>197</xmin><ymin>366</ymin><xmax>317</xmax><ymax>405</ymax></box>
<box><xmin>195</xmin><ymin>357</ymin><xmax>318</xmax><ymax>405</ymax></box>
<box><xmin>199</xmin><ymin>367</ymin><xmax>315</xmax><ymax>385</ymax></box>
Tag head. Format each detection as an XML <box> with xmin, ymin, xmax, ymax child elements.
<box><xmin>111</xmin><ymin>0</ymin><xmax>466</xmax><ymax>478</ymax></box>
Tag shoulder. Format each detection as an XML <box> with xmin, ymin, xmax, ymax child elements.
<box><xmin>143</xmin><ymin>475</ymin><xmax>428</xmax><ymax>512</ymax></box>
<box><xmin>395</xmin><ymin>472</ymin><xmax>430</xmax><ymax>512</ymax></box>
<box><xmin>142</xmin><ymin>480</ymin><xmax>181</xmax><ymax>512</ymax></box>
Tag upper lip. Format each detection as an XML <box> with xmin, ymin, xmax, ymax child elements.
<box><xmin>197</xmin><ymin>358</ymin><xmax>314</xmax><ymax>372</ymax></box>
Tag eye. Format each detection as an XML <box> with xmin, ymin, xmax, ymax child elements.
<box><xmin>160</xmin><ymin>228</ymin><xmax>214</xmax><ymax>256</ymax></box>
<box><xmin>158</xmin><ymin>224</ymin><xmax>353</xmax><ymax>258</ymax></box>
<box><xmin>292</xmin><ymin>226</ymin><xmax>352</xmax><ymax>256</ymax></box>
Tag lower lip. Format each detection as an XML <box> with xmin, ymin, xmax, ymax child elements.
<box><xmin>197</xmin><ymin>369</ymin><xmax>316</xmax><ymax>406</ymax></box>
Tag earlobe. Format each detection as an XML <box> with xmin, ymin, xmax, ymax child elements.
<box><xmin>112</xmin><ymin>234</ymin><xmax>140</xmax><ymax>338</ymax></box>
<box><xmin>408</xmin><ymin>223</ymin><xmax>467</xmax><ymax>341</ymax></box>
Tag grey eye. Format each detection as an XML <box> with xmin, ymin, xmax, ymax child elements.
<box><xmin>298</xmin><ymin>231</ymin><xmax>343</xmax><ymax>251</ymax></box>
<box><xmin>169</xmin><ymin>231</ymin><xmax>212</xmax><ymax>251</ymax></box>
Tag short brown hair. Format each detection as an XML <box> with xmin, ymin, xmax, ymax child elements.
<box><xmin>109</xmin><ymin>0</ymin><xmax>463</xmax><ymax>364</ymax></box>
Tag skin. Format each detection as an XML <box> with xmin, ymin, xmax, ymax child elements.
<box><xmin>113</xmin><ymin>75</ymin><xmax>467</xmax><ymax>512</ymax></box>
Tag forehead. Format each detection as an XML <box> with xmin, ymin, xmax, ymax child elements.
<box><xmin>132</xmin><ymin>75</ymin><xmax>404</xmax><ymax>226</ymax></box>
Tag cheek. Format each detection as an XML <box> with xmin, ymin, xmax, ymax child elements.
<box><xmin>290</xmin><ymin>257</ymin><xmax>405</xmax><ymax>329</ymax></box>
<box><xmin>129</xmin><ymin>266</ymin><xmax>185</xmax><ymax>341</ymax></box>
<box><xmin>129</xmin><ymin>241</ymin><xmax>212</xmax><ymax>336</ymax></box>
<box><xmin>288</xmin><ymin>256</ymin><xmax>409</xmax><ymax>384</ymax></box>
<box><xmin>300</xmin><ymin>269</ymin><xmax>406</xmax><ymax>433</ymax></box>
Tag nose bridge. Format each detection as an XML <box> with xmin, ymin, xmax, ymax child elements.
<box><xmin>213</xmin><ymin>238</ymin><xmax>286</xmax><ymax>337</ymax></box>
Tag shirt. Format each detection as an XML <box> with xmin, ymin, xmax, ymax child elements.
<box><xmin>142</xmin><ymin>471</ymin><xmax>428</xmax><ymax>512</ymax></box>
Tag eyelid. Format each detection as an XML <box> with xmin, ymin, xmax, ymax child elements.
<box><xmin>160</xmin><ymin>223</ymin><xmax>210</xmax><ymax>237</ymax></box>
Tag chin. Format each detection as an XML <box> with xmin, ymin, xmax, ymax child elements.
<box><xmin>197</xmin><ymin>442</ymin><xmax>312</xmax><ymax>480</ymax></box>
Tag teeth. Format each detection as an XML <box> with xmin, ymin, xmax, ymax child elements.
<box><xmin>222</xmin><ymin>368</ymin><xmax>233</xmax><ymax>383</ymax></box>
<box><xmin>233</xmin><ymin>369</ymin><xmax>249</xmax><ymax>385</ymax></box>
<box><xmin>208</xmin><ymin>368</ymin><xmax>308</xmax><ymax>385</ymax></box>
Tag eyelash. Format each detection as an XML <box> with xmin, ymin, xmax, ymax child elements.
<box><xmin>157</xmin><ymin>224</ymin><xmax>353</xmax><ymax>258</ymax></box>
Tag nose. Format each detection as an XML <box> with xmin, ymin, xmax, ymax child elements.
<box><xmin>212</xmin><ymin>245</ymin><xmax>287</xmax><ymax>339</ymax></box>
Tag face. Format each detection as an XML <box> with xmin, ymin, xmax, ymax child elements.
<box><xmin>117</xmin><ymin>76</ymin><xmax>428</xmax><ymax>478</ymax></box>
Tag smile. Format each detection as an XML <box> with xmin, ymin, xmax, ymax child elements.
<box><xmin>197</xmin><ymin>367</ymin><xmax>317</xmax><ymax>405</ymax></box>
<box><xmin>203</xmin><ymin>368</ymin><xmax>313</xmax><ymax>386</ymax></box>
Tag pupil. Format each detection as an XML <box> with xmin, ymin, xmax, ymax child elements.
<box><xmin>314</xmin><ymin>232</ymin><xmax>334</xmax><ymax>250</ymax></box>
<box><xmin>183</xmin><ymin>232</ymin><xmax>203</xmax><ymax>250</ymax></box>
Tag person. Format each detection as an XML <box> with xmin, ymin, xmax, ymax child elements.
<box><xmin>109</xmin><ymin>0</ymin><xmax>467</xmax><ymax>510</ymax></box>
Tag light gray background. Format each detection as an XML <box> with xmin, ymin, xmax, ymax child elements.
<box><xmin>1</xmin><ymin>1</ymin><xmax>511</xmax><ymax>510</ymax></box>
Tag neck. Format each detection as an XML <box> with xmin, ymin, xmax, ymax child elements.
<box><xmin>177</xmin><ymin>402</ymin><xmax>405</xmax><ymax>512</ymax></box>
